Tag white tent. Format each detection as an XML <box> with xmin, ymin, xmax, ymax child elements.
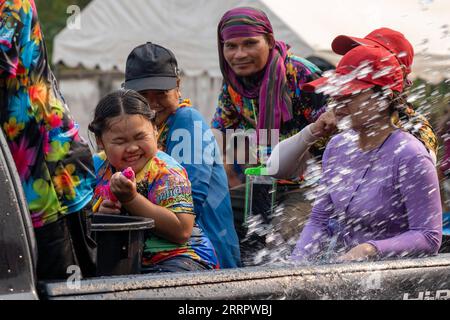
<box><xmin>53</xmin><ymin>0</ymin><xmax>450</xmax><ymax>138</ymax></box>
<box><xmin>54</xmin><ymin>0</ymin><xmax>311</xmax><ymax>137</ymax></box>
<box><xmin>54</xmin><ymin>0</ymin><xmax>314</xmax><ymax>75</ymax></box>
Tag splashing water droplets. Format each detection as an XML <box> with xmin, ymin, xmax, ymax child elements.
<box><xmin>373</xmin><ymin>66</ymin><xmax>393</xmax><ymax>80</ymax></box>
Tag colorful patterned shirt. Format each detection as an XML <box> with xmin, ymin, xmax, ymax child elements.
<box><xmin>92</xmin><ymin>151</ymin><xmax>219</xmax><ymax>269</ymax></box>
<box><xmin>0</xmin><ymin>0</ymin><xmax>95</xmax><ymax>228</ymax></box>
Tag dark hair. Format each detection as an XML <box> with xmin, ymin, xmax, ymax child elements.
<box><xmin>88</xmin><ymin>89</ymin><xmax>156</xmax><ymax>137</ymax></box>
<box><xmin>306</xmin><ymin>55</ymin><xmax>335</xmax><ymax>72</ymax></box>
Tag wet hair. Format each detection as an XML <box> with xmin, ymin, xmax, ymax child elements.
<box><xmin>88</xmin><ymin>89</ymin><xmax>156</xmax><ymax>137</ymax></box>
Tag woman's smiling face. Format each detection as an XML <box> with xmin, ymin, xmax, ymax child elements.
<box><xmin>97</xmin><ymin>114</ymin><xmax>158</xmax><ymax>173</ymax></box>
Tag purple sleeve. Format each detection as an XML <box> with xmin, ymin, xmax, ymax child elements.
<box><xmin>291</xmin><ymin>145</ymin><xmax>334</xmax><ymax>262</ymax></box>
<box><xmin>367</xmin><ymin>154</ymin><xmax>442</xmax><ymax>258</ymax></box>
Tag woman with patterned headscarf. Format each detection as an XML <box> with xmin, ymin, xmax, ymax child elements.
<box><xmin>211</xmin><ymin>7</ymin><xmax>335</xmax><ymax>265</ymax></box>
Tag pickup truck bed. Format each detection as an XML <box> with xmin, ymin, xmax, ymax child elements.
<box><xmin>1</xmin><ymin>128</ymin><xmax>449</xmax><ymax>300</ymax></box>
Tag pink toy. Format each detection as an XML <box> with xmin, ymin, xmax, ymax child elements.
<box><xmin>98</xmin><ymin>167</ymin><xmax>135</xmax><ymax>203</ymax></box>
<box><xmin>122</xmin><ymin>167</ymin><xmax>135</xmax><ymax>180</ymax></box>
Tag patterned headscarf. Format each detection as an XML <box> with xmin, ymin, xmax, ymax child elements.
<box><xmin>218</xmin><ymin>7</ymin><xmax>293</xmax><ymax>130</ymax></box>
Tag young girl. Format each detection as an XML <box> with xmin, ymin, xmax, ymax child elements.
<box><xmin>123</xmin><ymin>43</ymin><xmax>240</xmax><ymax>268</ymax></box>
<box><xmin>88</xmin><ymin>89</ymin><xmax>219</xmax><ymax>272</ymax></box>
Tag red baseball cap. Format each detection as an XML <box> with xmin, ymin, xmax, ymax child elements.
<box><xmin>331</xmin><ymin>27</ymin><xmax>414</xmax><ymax>75</ymax></box>
<box><xmin>301</xmin><ymin>45</ymin><xmax>404</xmax><ymax>97</ymax></box>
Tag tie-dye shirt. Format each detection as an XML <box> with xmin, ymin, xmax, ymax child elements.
<box><xmin>0</xmin><ymin>0</ymin><xmax>95</xmax><ymax>228</ymax></box>
<box><xmin>92</xmin><ymin>151</ymin><xmax>219</xmax><ymax>269</ymax></box>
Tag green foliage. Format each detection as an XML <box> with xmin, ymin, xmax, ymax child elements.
<box><xmin>35</xmin><ymin>0</ymin><xmax>92</xmax><ymax>65</ymax></box>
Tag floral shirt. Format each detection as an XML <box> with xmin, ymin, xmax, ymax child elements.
<box><xmin>0</xmin><ymin>0</ymin><xmax>95</xmax><ymax>228</ymax></box>
<box><xmin>92</xmin><ymin>151</ymin><xmax>219</xmax><ymax>269</ymax></box>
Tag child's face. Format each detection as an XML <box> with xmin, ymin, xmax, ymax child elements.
<box><xmin>98</xmin><ymin>114</ymin><xmax>158</xmax><ymax>173</ymax></box>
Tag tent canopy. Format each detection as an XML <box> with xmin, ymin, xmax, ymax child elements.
<box><xmin>53</xmin><ymin>0</ymin><xmax>313</xmax><ymax>77</ymax></box>
<box><xmin>53</xmin><ymin>0</ymin><xmax>450</xmax><ymax>82</ymax></box>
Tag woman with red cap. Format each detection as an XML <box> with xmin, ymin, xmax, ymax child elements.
<box><xmin>332</xmin><ymin>27</ymin><xmax>438</xmax><ymax>163</ymax></box>
<box><xmin>292</xmin><ymin>45</ymin><xmax>442</xmax><ymax>263</ymax></box>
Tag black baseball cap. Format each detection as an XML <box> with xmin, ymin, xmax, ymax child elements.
<box><xmin>123</xmin><ymin>42</ymin><xmax>179</xmax><ymax>91</ymax></box>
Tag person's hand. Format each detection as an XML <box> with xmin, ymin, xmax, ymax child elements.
<box><xmin>336</xmin><ymin>243</ymin><xmax>378</xmax><ymax>263</ymax></box>
<box><xmin>110</xmin><ymin>172</ymin><xmax>137</xmax><ymax>203</ymax></box>
<box><xmin>310</xmin><ymin>111</ymin><xmax>337</xmax><ymax>138</ymax></box>
<box><xmin>98</xmin><ymin>199</ymin><xmax>122</xmax><ymax>215</ymax></box>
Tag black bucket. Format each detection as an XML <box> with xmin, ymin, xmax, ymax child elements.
<box><xmin>91</xmin><ymin>214</ymin><xmax>154</xmax><ymax>276</ymax></box>
<box><xmin>440</xmin><ymin>235</ymin><xmax>450</xmax><ymax>253</ymax></box>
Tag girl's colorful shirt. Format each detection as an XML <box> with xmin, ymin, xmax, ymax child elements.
<box><xmin>0</xmin><ymin>0</ymin><xmax>95</xmax><ymax>228</ymax></box>
<box><xmin>92</xmin><ymin>151</ymin><xmax>219</xmax><ymax>269</ymax></box>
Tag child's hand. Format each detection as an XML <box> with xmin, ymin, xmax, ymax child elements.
<box><xmin>110</xmin><ymin>171</ymin><xmax>137</xmax><ymax>203</ymax></box>
<box><xmin>98</xmin><ymin>199</ymin><xmax>122</xmax><ymax>214</ymax></box>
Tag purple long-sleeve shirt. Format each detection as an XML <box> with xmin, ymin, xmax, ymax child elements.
<box><xmin>293</xmin><ymin>129</ymin><xmax>442</xmax><ymax>262</ymax></box>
